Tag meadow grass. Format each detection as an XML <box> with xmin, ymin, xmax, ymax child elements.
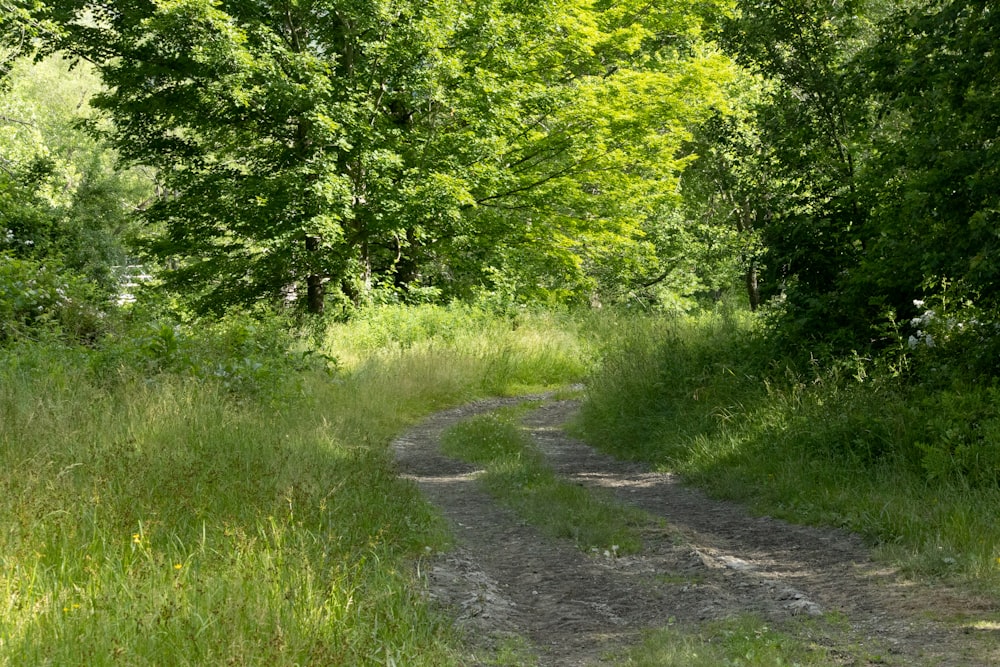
<box><xmin>11</xmin><ymin>299</ymin><xmax>1000</xmax><ymax>664</ymax></box>
<box><xmin>319</xmin><ymin>303</ymin><xmax>595</xmax><ymax>395</ymax></box>
<box><xmin>0</xmin><ymin>305</ymin><xmax>594</xmax><ymax>665</ymax></box>
<box><xmin>1</xmin><ymin>359</ymin><xmax>450</xmax><ymax>665</ymax></box>
<box><xmin>440</xmin><ymin>408</ymin><xmax>648</xmax><ymax>554</ymax></box>
<box><xmin>577</xmin><ymin>306</ymin><xmax>1000</xmax><ymax>599</ymax></box>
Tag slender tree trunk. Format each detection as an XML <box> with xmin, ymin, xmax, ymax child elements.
<box><xmin>306</xmin><ymin>235</ymin><xmax>324</xmax><ymax>314</ymax></box>
<box><xmin>360</xmin><ymin>238</ymin><xmax>372</xmax><ymax>294</ymax></box>
<box><xmin>736</xmin><ymin>199</ymin><xmax>761</xmax><ymax>311</ymax></box>
<box><xmin>393</xmin><ymin>228</ymin><xmax>421</xmax><ymax>291</ymax></box>
<box><xmin>745</xmin><ymin>261</ymin><xmax>760</xmax><ymax>311</ymax></box>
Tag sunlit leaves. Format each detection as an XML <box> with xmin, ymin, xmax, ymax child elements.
<box><xmin>15</xmin><ymin>0</ymin><xmax>740</xmax><ymax>311</ymax></box>
<box><xmin>0</xmin><ymin>55</ymin><xmax>150</xmax><ymax>290</ymax></box>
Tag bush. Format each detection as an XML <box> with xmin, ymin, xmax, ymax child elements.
<box><xmin>88</xmin><ymin>313</ymin><xmax>335</xmax><ymax>399</ymax></box>
<box><xmin>0</xmin><ymin>252</ymin><xmax>106</xmax><ymax>342</ymax></box>
<box><xmin>911</xmin><ymin>388</ymin><xmax>1000</xmax><ymax>487</ymax></box>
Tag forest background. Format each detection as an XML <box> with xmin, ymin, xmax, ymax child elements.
<box><xmin>2</xmin><ymin>0</ymin><xmax>1000</xmax><ymax>664</ymax></box>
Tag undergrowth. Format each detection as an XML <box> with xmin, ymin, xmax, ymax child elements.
<box><xmin>319</xmin><ymin>303</ymin><xmax>596</xmax><ymax>395</ymax></box>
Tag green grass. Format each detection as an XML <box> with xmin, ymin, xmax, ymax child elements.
<box><xmin>11</xmin><ymin>300</ymin><xmax>1000</xmax><ymax>664</ymax></box>
<box><xmin>620</xmin><ymin>615</ymin><xmax>838</xmax><ymax>666</ymax></box>
<box><xmin>319</xmin><ymin>303</ymin><xmax>595</xmax><ymax>395</ymax></box>
<box><xmin>0</xmin><ymin>304</ymin><xmax>596</xmax><ymax>665</ymax></box>
<box><xmin>0</xmin><ymin>365</ymin><xmax>450</xmax><ymax>665</ymax></box>
<box><xmin>577</xmin><ymin>306</ymin><xmax>1000</xmax><ymax>596</ymax></box>
<box><xmin>440</xmin><ymin>408</ymin><xmax>649</xmax><ymax>554</ymax></box>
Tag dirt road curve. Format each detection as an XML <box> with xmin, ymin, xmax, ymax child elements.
<box><xmin>391</xmin><ymin>395</ymin><xmax>1000</xmax><ymax>666</ymax></box>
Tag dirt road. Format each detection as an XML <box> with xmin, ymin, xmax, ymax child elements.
<box><xmin>392</xmin><ymin>395</ymin><xmax>999</xmax><ymax>666</ymax></box>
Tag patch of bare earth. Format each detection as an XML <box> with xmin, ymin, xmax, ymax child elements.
<box><xmin>391</xmin><ymin>396</ymin><xmax>1000</xmax><ymax>666</ymax></box>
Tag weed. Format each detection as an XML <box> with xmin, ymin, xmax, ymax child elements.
<box><xmin>622</xmin><ymin>615</ymin><xmax>837</xmax><ymax>666</ymax></box>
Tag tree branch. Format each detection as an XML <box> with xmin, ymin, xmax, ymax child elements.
<box><xmin>0</xmin><ymin>154</ymin><xmax>17</xmax><ymax>176</ymax></box>
<box><xmin>637</xmin><ymin>269</ymin><xmax>671</xmax><ymax>288</ymax></box>
<box><xmin>0</xmin><ymin>113</ymin><xmax>36</xmax><ymax>128</ymax></box>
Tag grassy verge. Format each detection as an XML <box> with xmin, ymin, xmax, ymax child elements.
<box><xmin>0</xmin><ymin>305</ymin><xmax>594</xmax><ymax>665</ymax></box>
<box><xmin>577</xmin><ymin>307</ymin><xmax>1000</xmax><ymax>598</ymax></box>
<box><xmin>1</xmin><ymin>353</ymin><xmax>452</xmax><ymax>665</ymax></box>
<box><xmin>440</xmin><ymin>407</ymin><xmax>649</xmax><ymax>554</ymax></box>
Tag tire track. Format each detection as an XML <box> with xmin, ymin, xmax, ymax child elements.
<box><xmin>392</xmin><ymin>396</ymin><xmax>999</xmax><ymax>666</ymax></box>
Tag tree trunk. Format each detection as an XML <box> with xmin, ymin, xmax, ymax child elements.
<box><xmin>306</xmin><ymin>235</ymin><xmax>324</xmax><ymax>314</ymax></box>
<box><xmin>360</xmin><ymin>238</ymin><xmax>372</xmax><ymax>294</ymax></box>
<box><xmin>393</xmin><ymin>228</ymin><xmax>421</xmax><ymax>291</ymax></box>
<box><xmin>746</xmin><ymin>261</ymin><xmax>760</xmax><ymax>312</ymax></box>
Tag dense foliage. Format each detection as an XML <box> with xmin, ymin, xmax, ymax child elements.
<box><xmin>1</xmin><ymin>55</ymin><xmax>149</xmax><ymax>288</ymax></box>
<box><xmin>0</xmin><ymin>0</ymin><xmax>995</xmax><ymax>368</ymax></box>
<box><xmin>1</xmin><ymin>0</ymin><xmax>737</xmax><ymax>315</ymax></box>
<box><xmin>691</xmin><ymin>0</ymin><xmax>1000</xmax><ymax>375</ymax></box>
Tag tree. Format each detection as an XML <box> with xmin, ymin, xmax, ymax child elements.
<box><xmin>679</xmin><ymin>83</ymin><xmax>777</xmax><ymax>311</ymax></box>
<box><xmin>20</xmin><ymin>0</ymin><xmax>736</xmax><ymax>314</ymax></box>
<box><xmin>1</xmin><ymin>1</ymin><xmax>54</xmax><ymax>81</ymax></box>
<box><xmin>860</xmin><ymin>0</ymin><xmax>1000</xmax><ymax>318</ymax></box>
<box><xmin>0</xmin><ymin>54</ymin><xmax>149</xmax><ymax>292</ymax></box>
<box><xmin>707</xmin><ymin>0</ymin><xmax>1000</xmax><ymax>371</ymax></box>
<box><xmin>715</xmin><ymin>0</ymin><xmax>891</xmax><ymax>345</ymax></box>
<box><xmin>430</xmin><ymin>1</ymin><xmax>741</xmax><ymax>308</ymax></box>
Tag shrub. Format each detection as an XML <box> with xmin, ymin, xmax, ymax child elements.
<box><xmin>0</xmin><ymin>252</ymin><xmax>106</xmax><ymax>342</ymax></box>
<box><xmin>88</xmin><ymin>312</ymin><xmax>335</xmax><ymax>400</ymax></box>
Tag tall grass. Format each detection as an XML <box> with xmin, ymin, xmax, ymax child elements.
<box><xmin>1</xmin><ymin>355</ymin><xmax>448</xmax><ymax>664</ymax></box>
<box><xmin>578</xmin><ymin>307</ymin><xmax>1000</xmax><ymax>596</ymax></box>
<box><xmin>0</xmin><ymin>304</ymin><xmax>594</xmax><ymax>665</ymax></box>
<box><xmin>319</xmin><ymin>303</ymin><xmax>597</xmax><ymax>395</ymax></box>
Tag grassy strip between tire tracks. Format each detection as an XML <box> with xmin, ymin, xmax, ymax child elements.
<box><xmin>439</xmin><ymin>405</ymin><xmax>850</xmax><ymax>666</ymax></box>
<box><xmin>440</xmin><ymin>405</ymin><xmax>649</xmax><ymax>555</ymax></box>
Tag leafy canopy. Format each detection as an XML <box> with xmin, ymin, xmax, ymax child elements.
<box><xmin>26</xmin><ymin>0</ymin><xmax>736</xmax><ymax>313</ymax></box>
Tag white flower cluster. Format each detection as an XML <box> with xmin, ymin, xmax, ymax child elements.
<box><xmin>2</xmin><ymin>229</ymin><xmax>33</xmax><ymax>247</ymax></box>
<box><xmin>908</xmin><ymin>300</ymin><xmax>935</xmax><ymax>349</ymax></box>
<box><xmin>907</xmin><ymin>297</ymin><xmax>985</xmax><ymax>350</ymax></box>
